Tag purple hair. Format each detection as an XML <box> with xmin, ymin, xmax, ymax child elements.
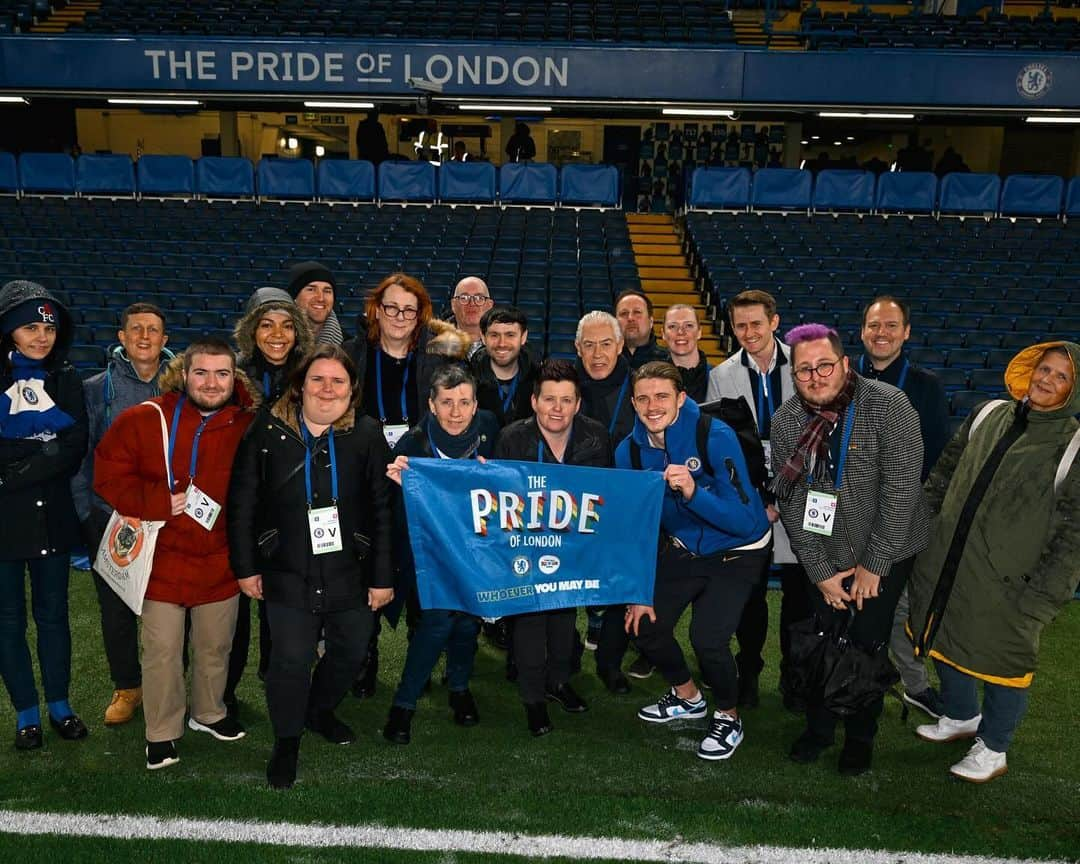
<box><xmin>785</xmin><ymin>323</ymin><xmax>845</xmax><ymax>358</ymax></box>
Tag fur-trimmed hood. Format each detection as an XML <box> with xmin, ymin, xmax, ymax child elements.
<box><xmin>233</xmin><ymin>288</ymin><xmax>314</xmax><ymax>365</ymax></box>
<box><xmin>157</xmin><ymin>354</ymin><xmax>261</xmax><ymax>410</ymax></box>
<box><xmin>350</xmin><ymin>314</ymin><xmax>472</xmax><ymax>360</ymax></box>
<box><xmin>268</xmin><ymin>391</ymin><xmax>357</xmax><ymax>436</ymax></box>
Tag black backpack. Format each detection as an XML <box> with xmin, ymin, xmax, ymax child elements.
<box><xmin>627</xmin><ymin>396</ymin><xmax>768</xmax><ymax>497</ymax></box>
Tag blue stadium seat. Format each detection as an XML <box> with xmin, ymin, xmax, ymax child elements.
<box><xmin>812</xmin><ymin>169</ymin><xmax>875</xmax><ymax>213</ymax></box>
<box><xmin>499</xmin><ymin>163</ymin><xmax>558</xmax><ymax>205</ymax></box>
<box><xmin>875</xmin><ymin>172</ymin><xmax>937</xmax><ymax>214</ymax></box>
<box><xmin>939</xmin><ymin>172</ymin><xmax>1002</xmax><ymax>216</ymax></box>
<box><xmin>947</xmin><ymin>348</ymin><xmax>988</xmax><ymax>369</ymax></box>
<box><xmin>68</xmin><ymin>344</ymin><xmax>107</xmax><ymax>368</ymax></box>
<box><xmin>999</xmin><ymin>174</ymin><xmax>1064</xmax><ymax>218</ymax></box>
<box><xmin>559</xmin><ymin>164</ymin><xmax>620</xmax><ymax>208</ymax></box>
<box><xmin>317</xmin><ymin>160</ymin><xmax>375</xmax><ymax>201</ymax></box>
<box><xmin>688</xmin><ymin>167</ymin><xmax>751</xmax><ymax>210</ymax></box>
<box><xmin>0</xmin><ymin>152</ymin><xmax>17</xmax><ymax>194</ymax></box>
<box><xmin>935</xmin><ymin>368</ymin><xmax>970</xmax><ymax>391</ymax></box>
<box><xmin>195</xmin><ymin>157</ymin><xmax>255</xmax><ymax>199</ymax></box>
<box><xmin>1065</xmin><ymin>177</ymin><xmax>1080</xmax><ymax>219</ymax></box>
<box><xmin>378</xmin><ymin>161</ymin><xmax>437</xmax><ymax>203</ymax></box>
<box><xmin>137</xmin><ymin>155</ymin><xmax>195</xmax><ymax>197</ymax></box>
<box><xmin>750</xmin><ymin>169</ymin><xmax>812</xmax><ymax>212</ymax></box>
<box><xmin>18</xmin><ymin>153</ymin><xmax>76</xmax><ymax>195</ymax></box>
<box><xmin>439</xmin><ymin>161</ymin><xmax>497</xmax><ymax>204</ymax></box>
<box><xmin>76</xmin><ymin>154</ymin><xmax>136</xmax><ymax>197</ymax></box>
<box><xmin>951</xmin><ymin>389</ymin><xmax>988</xmax><ymax>416</ymax></box>
<box><xmin>257</xmin><ymin>158</ymin><xmax>315</xmax><ymax>200</ymax></box>
<box><xmin>970</xmin><ymin>368</ymin><xmax>1005</xmax><ymax>392</ymax></box>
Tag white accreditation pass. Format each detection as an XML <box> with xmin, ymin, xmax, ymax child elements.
<box><xmin>308</xmin><ymin>506</ymin><xmax>343</xmax><ymax>555</ymax></box>
<box><xmin>184</xmin><ymin>483</ymin><xmax>222</xmax><ymax>531</ymax></box>
<box><xmin>382</xmin><ymin>424</ymin><xmax>409</xmax><ymax>448</ymax></box>
<box><xmin>803</xmin><ymin>490</ymin><xmax>838</xmax><ymax>536</ymax></box>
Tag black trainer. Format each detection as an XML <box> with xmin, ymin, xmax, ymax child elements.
<box><xmin>838</xmin><ymin>738</ymin><xmax>873</xmax><ymax>776</ymax></box>
<box><xmin>545</xmin><ymin>682</ymin><xmax>588</xmax><ymax>713</ymax></box>
<box><xmin>187</xmin><ymin>715</ymin><xmax>246</xmax><ymax>741</ymax></box>
<box><xmin>902</xmin><ymin>687</ymin><xmax>945</xmax><ymax>720</ymax></box>
<box><xmin>267</xmin><ymin>737</ymin><xmax>300</xmax><ymax>789</ymax></box>
<box><xmin>383</xmin><ymin>706</ymin><xmax>413</xmax><ymax>745</ymax></box>
<box><xmin>525</xmin><ymin>702</ymin><xmax>553</xmax><ymax>737</ymax></box>
<box><xmin>449</xmin><ymin>690</ymin><xmax>479</xmax><ymax>726</ymax></box>
<box><xmin>146</xmin><ymin>739</ymin><xmax>179</xmax><ymax>770</ymax></box>
<box><xmin>306</xmin><ymin>709</ymin><xmax>354</xmax><ymax>745</ymax></box>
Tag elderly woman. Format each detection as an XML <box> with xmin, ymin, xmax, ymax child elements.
<box><xmin>0</xmin><ymin>280</ymin><xmax>89</xmax><ymax>750</ymax></box>
<box><xmin>227</xmin><ymin>345</ymin><xmax>394</xmax><ymax>789</ymax></box>
<box><xmin>908</xmin><ymin>341</ymin><xmax>1080</xmax><ymax>783</ymax></box>
<box><xmin>344</xmin><ymin>272</ymin><xmax>471</xmax><ymax>698</ymax></box>
<box><xmin>382</xmin><ymin>365</ymin><xmax>499</xmax><ymax>745</ymax></box>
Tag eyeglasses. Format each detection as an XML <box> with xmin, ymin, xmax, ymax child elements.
<box><xmin>380</xmin><ymin>303</ymin><xmax>418</xmax><ymax>320</ymax></box>
<box><xmin>793</xmin><ymin>361</ymin><xmax>838</xmax><ymax>382</ymax></box>
<box><xmin>453</xmin><ymin>294</ymin><xmax>492</xmax><ymax>306</ymax></box>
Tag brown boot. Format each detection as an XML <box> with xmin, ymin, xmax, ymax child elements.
<box><xmin>104</xmin><ymin>687</ymin><xmax>142</xmax><ymax>726</ymax></box>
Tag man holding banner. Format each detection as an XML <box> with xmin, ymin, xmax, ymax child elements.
<box><xmin>493</xmin><ymin>359</ymin><xmax>615</xmax><ymax>736</ymax></box>
<box><xmin>399</xmin><ymin>358</ymin><xmax>663</xmax><ymax>738</ymax></box>
<box><xmin>620</xmin><ymin>362</ymin><xmax>772</xmax><ymax>762</ymax></box>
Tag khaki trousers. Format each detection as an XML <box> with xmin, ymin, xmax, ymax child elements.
<box><xmin>141</xmin><ymin>595</ymin><xmax>239</xmax><ymax>743</ymax></box>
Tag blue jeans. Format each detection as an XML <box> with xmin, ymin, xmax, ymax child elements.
<box><xmin>935</xmin><ymin>659</ymin><xmax>1030</xmax><ymax>753</ymax></box>
<box><xmin>0</xmin><ymin>555</ymin><xmax>71</xmax><ymax>712</ymax></box>
<box><xmin>392</xmin><ymin>610</ymin><xmax>479</xmax><ymax>711</ymax></box>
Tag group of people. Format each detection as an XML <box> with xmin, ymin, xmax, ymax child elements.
<box><xmin>1</xmin><ymin>267</ymin><xmax>1076</xmax><ymax>790</ymax></box>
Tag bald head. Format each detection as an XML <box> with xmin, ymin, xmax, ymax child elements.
<box><xmin>450</xmin><ymin>275</ymin><xmax>493</xmax><ymax>339</ymax></box>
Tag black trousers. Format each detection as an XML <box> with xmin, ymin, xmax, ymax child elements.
<box><xmin>734</xmin><ymin>562</ymin><xmax>814</xmax><ymax>682</ymax></box>
<box><xmin>264</xmin><ymin>600</ymin><xmax>373</xmax><ymax>738</ymax></box>
<box><xmin>595</xmin><ymin>604</ymin><xmax>630</xmax><ymax>677</ymax></box>
<box><xmin>637</xmin><ymin>543</ymin><xmax>770</xmax><ymax>708</ymax></box>
<box><xmin>225</xmin><ymin>593</ymin><xmax>271</xmax><ymax>702</ymax></box>
<box><xmin>85</xmin><ymin>510</ymin><xmax>141</xmax><ymax>691</ymax></box>
<box><xmin>513</xmin><ymin>608</ymin><xmax>577</xmax><ymax>704</ymax></box>
<box><xmin>804</xmin><ymin>556</ymin><xmax>913</xmax><ymax>745</ymax></box>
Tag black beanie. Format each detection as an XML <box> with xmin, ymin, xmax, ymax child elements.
<box><xmin>1</xmin><ymin>298</ymin><xmax>62</xmax><ymax>336</ymax></box>
<box><xmin>286</xmin><ymin>261</ymin><xmax>336</xmax><ymax>299</ymax></box>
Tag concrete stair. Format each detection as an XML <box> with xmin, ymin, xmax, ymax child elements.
<box><xmin>30</xmin><ymin>0</ymin><xmax>98</xmax><ymax>33</ymax></box>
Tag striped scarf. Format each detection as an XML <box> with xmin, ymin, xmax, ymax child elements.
<box><xmin>770</xmin><ymin>368</ymin><xmax>857</xmax><ymax>501</ymax></box>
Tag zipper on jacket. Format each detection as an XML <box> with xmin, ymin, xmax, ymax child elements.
<box><xmin>724</xmin><ymin>457</ymin><xmax>750</xmax><ymax>504</ymax></box>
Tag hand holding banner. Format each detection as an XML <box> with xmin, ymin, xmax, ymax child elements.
<box><xmin>401</xmin><ymin>458</ymin><xmax>664</xmax><ymax>617</ymax></box>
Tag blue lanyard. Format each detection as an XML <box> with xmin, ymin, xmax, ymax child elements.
<box><xmin>754</xmin><ymin>368</ymin><xmax>776</xmax><ymax>439</ymax></box>
<box><xmin>300</xmin><ymin>412</ymin><xmax>338</xmax><ymax>508</ymax></box>
<box><xmin>375</xmin><ymin>348</ymin><xmax>412</xmax><ymax>425</ymax></box>
<box><xmin>859</xmin><ymin>356</ymin><xmax>909</xmax><ymax>391</ymax></box>
<box><xmin>167</xmin><ymin>396</ymin><xmax>216</xmax><ymax>492</ymax></box>
<box><xmin>808</xmin><ymin>406</ymin><xmax>857</xmax><ymax>490</ymax></box>
<box><xmin>262</xmin><ymin>371</ymin><xmax>272</xmax><ymax>399</ymax></box>
<box><xmin>609</xmin><ymin>375</ymin><xmax>630</xmax><ymax>437</ymax></box>
<box><xmin>498</xmin><ymin>372</ymin><xmax>520</xmax><ymax>415</ymax></box>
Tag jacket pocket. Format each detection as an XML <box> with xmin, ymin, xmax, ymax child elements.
<box><xmin>257</xmin><ymin>528</ymin><xmax>280</xmax><ymax>561</ymax></box>
<box><xmin>353</xmin><ymin>531</ymin><xmax>371</xmax><ymax>563</ymax></box>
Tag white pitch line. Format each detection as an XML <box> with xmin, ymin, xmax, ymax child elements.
<box><xmin>0</xmin><ymin>809</ymin><xmax>1069</xmax><ymax>864</ymax></box>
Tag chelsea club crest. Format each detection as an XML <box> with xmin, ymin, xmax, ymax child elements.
<box><xmin>685</xmin><ymin>456</ymin><xmax>702</xmax><ymax>472</ymax></box>
<box><xmin>1016</xmin><ymin>63</ymin><xmax>1052</xmax><ymax>100</ymax></box>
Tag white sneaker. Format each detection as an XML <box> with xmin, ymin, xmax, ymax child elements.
<box><xmin>950</xmin><ymin>738</ymin><xmax>1008</xmax><ymax>783</ymax></box>
<box><xmin>697</xmin><ymin>711</ymin><xmax>744</xmax><ymax>761</ymax></box>
<box><xmin>916</xmin><ymin>714</ymin><xmax>982</xmax><ymax>743</ymax></box>
<box><xmin>637</xmin><ymin>688</ymin><xmax>708</xmax><ymax>724</ymax></box>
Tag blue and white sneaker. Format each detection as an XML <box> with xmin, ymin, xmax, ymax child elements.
<box><xmin>697</xmin><ymin>711</ymin><xmax>744</xmax><ymax>761</ymax></box>
<box><xmin>637</xmin><ymin>688</ymin><xmax>708</xmax><ymax>724</ymax></box>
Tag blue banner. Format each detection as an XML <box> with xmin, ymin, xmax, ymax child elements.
<box><xmin>401</xmin><ymin>458</ymin><xmax>664</xmax><ymax>617</ymax></box>
<box><xmin>1</xmin><ymin>36</ymin><xmax>1076</xmax><ymax>108</ymax></box>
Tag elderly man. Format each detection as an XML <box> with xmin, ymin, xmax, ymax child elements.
<box><xmin>615</xmin><ymin>290</ymin><xmax>667</xmax><ymax>370</ymax></box>
<box><xmin>286</xmin><ymin>261</ymin><xmax>344</xmax><ymax>345</ymax></box>
<box><xmin>771</xmin><ymin>323</ymin><xmax>929</xmax><ymax>776</ymax></box>
<box><xmin>449</xmin><ymin>276</ymin><xmax>494</xmax><ymax>360</ymax></box>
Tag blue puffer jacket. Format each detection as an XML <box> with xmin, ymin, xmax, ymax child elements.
<box><xmin>615</xmin><ymin>398</ymin><xmax>770</xmax><ymax>557</ymax></box>
<box><xmin>71</xmin><ymin>346</ymin><xmax>173</xmax><ymax>522</ymax></box>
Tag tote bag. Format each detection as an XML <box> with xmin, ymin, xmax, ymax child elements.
<box><xmin>93</xmin><ymin>401</ymin><xmax>172</xmax><ymax>615</ymax></box>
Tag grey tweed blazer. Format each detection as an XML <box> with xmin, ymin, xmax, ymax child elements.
<box><xmin>771</xmin><ymin>375</ymin><xmax>931</xmax><ymax>584</ymax></box>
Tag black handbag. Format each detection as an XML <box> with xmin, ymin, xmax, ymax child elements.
<box><xmin>786</xmin><ymin>607</ymin><xmax>900</xmax><ymax>716</ymax></box>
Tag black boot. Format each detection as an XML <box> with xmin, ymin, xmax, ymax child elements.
<box><xmin>525</xmin><ymin>702</ymin><xmax>553</xmax><ymax>737</ymax></box>
<box><xmin>383</xmin><ymin>705</ymin><xmax>414</xmax><ymax>745</ymax></box>
<box><xmin>449</xmin><ymin>689</ymin><xmax>480</xmax><ymax>726</ymax></box>
<box><xmin>267</xmin><ymin>737</ymin><xmax>300</xmax><ymax>789</ymax></box>
<box><xmin>838</xmin><ymin>738</ymin><xmax>873</xmax><ymax>776</ymax></box>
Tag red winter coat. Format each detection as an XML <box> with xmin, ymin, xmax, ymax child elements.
<box><xmin>93</xmin><ymin>357</ymin><xmax>258</xmax><ymax>607</ymax></box>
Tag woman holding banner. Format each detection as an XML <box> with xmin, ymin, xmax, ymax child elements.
<box><xmin>494</xmin><ymin>359</ymin><xmax>614</xmax><ymax>736</ymax></box>
<box><xmin>0</xmin><ymin>280</ymin><xmax>89</xmax><ymax>751</ymax></box>
<box><xmin>382</xmin><ymin>365</ymin><xmax>499</xmax><ymax>745</ymax></box>
<box><xmin>619</xmin><ymin>362</ymin><xmax>771</xmax><ymax>762</ymax></box>
<box><xmin>344</xmin><ymin>272</ymin><xmax>471</xmax><ymax>698</ymax></box>
<box><xmin>227</xmin><ymin>345</ymin><xmax>394</xmax><ymax>789</ymax></box>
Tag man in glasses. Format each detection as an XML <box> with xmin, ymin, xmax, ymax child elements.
<box><xmin>449</xmin><ymin>276</ymin><xmax>494</xmax><ymax>360</ymax></box>
<box><xmin>706</xmin><ymin>289</ymin><xmax>807</xmax><ymax>712</ymax></box>
<box><xmin>663</xmin><ymin>304</ymin><xmax>709</xmax><ymax>402</ymax></box>
<box><xmin>770</xmin><ymin>323</ymin><xmax>929</xmax><ymax>776</ymax></box>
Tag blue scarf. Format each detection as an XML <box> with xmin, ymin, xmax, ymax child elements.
<box><xmin>0</xmin><ymin>352</ymin><xmax>76</xmax><ymax>441</ymax></box>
